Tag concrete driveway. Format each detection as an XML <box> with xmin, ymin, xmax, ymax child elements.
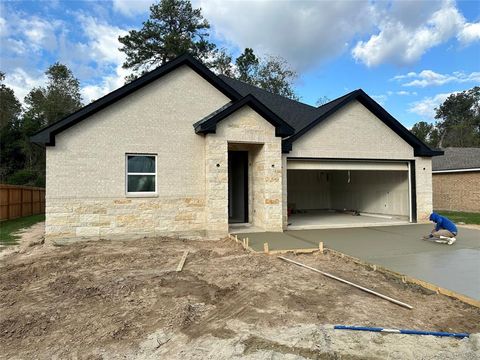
<box><xmin>237</xmin><ymin>224</ymin><xmax>480</xmax><ymax>300</ymax></box>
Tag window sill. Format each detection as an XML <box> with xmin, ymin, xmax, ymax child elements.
<box><xmin>126</xmin><ymin>193</ymin><xmax>159</xmax><ymax>198</ymax></box>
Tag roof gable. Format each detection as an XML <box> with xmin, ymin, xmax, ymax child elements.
<box><xmin>283</xmin><ymin>89</ymin><xmax>442</xmax><ymax>157</ymax></box>
<box><xmin>193</xmin><ymin>94</ymin><xmax>294</xmax><ymax>137</ymax></box>
<box><xmin>31</xmin><ymin>54</ymin><xmax>242</xmax><ymax>146</ymax></box>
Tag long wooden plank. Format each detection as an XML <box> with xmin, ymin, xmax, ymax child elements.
<box><xmin>176</xmin><ymin>250</ymin><xmax>189</xmax><ymax>272</ymax></box>
<box><xmin>278</xmin><ymin>256</ymin><xmax>413</xmax><ymax>310</ymax></box>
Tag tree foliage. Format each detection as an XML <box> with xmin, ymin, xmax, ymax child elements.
<box><xmin>229</xmin><ymin>48</ymin><xmax>298</xmax><ymax>100</ymax></box>
<box><xmin>410</xmin><ymin>87</ymin><xmax>480</xmax><ymax>148</ymax></box>
<box><xmin>435</xmin><ymin>87</ymin><xmax>480</xmax><ymax>147</ymax></box>
<box><xmin>119</xmin><ymin>0</ymin><xmax>215</xmax><ymax>79</ymax></box>
<box><xmin>0</xmin><ymin>72</ymin><xmax>22</xmax><ymax>131</ymax></box>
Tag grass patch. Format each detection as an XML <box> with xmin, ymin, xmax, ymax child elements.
<box><xmin>0</xmin><ymin>214</ymin><xmax>45</xmax><ymax>246</ymax></box>
<box><xmin>436</xmin><ymin>211</ymin><xmax>480</xmax><ymax>225</ymax></box>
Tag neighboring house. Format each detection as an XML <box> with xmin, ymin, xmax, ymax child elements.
<box><xmin>432</xmin><ymin>147</ymin><xmax>480</xmax><ymax>212</ymax></box>
<box><xmin>32</xmin><ymin>54</ymin><xmax>442</xmax><ymax>242</ymax></box>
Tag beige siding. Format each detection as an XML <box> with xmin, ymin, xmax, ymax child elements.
<box><xmin>289</xmin><ymin>100</ymin><xmax>414</xmax><ymax>159</ymax></box>
<box><xmin>45</xmin><ymin>65</ymin><xmax>231</xmax><ymax>241</ymax></box>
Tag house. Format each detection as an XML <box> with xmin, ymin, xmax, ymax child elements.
<box><xmin>31</xmin><ymin>54</ymin><xmax>442</xmax><ymax>242</ymax></box>
<box><xmin>432</xmin><ymin>147</ymin><xmax>480</xmax><ymax>212</ymax></box>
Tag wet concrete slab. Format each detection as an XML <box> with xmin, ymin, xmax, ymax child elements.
<box><xmin>236</xmin><ymin>224</ymin><xmax>480</xmax><ymax>300</ymax></box>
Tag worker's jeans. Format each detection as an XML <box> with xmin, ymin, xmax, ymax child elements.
<box><xmin>432</xmin><ymin>229</ymin><xmax>456</xmax><ymax>238</ymax></box>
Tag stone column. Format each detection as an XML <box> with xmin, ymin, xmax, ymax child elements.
<box><xmin>205</xmin><ymin>135</ymin><xmax>229</xmax><ymax>237</ymax></box>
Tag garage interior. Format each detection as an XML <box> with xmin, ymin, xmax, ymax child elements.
<box><xmin>287</xmin><ymin>160</ymin><xmax>411</xmax><ymax>229</ymax></box>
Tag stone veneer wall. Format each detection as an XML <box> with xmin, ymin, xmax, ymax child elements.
<box><xmin>205</xmin><ymin>106</ymin><xmax>283</xmax><ymax>237</ymax></box>
<box><xmin>46</xmin><ymin>197</ymin><xmax>205</xmax><ymax>241</ymax></box>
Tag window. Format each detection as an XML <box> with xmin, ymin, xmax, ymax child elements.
<box><xmin>126</xmin><ymin>154</ymin><xmax>157</xmax><ymax>195</ymax></box>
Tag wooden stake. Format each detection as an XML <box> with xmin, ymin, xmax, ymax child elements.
<box><xmin>246</xmin><ymin>237</ymin><xmax>249</xmax><ymax>249</ymax></box>
<box><xmin>277</xmin><ymin>256</ymin><xmax>413</xmax><ymax>310</ymax></box>
<box><xmin>235</xmin><ymin>235</ymin><xmax>238</xmax><ymax>243</ymax></box>
<box><xmin>176</xmin><ymin>250</ymin><xmax>189</xmax><ymax>272</ymax></box>
<box><xmin>319</xmin><ymin>241</ymin><xmax>324</xmax><ymax>253</ymax></box>
<box><xmin>243</xmin><ymin>238</ymin><xmax>246</xmax><ymax>249</ymax></box>
<box><xmin>264</xmin><ymin>242</ymin><xmax>269</xmax><ymax>254</ymax></box>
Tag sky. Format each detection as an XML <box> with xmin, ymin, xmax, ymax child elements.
<box><xmin>1</xmin><ymin>0</ymin><xmax>479</xmax><ymax>128</ymax></box>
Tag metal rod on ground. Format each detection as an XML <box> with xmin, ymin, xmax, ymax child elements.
<box><xmin>277</xmin><ymin>256</ymin><xmax>413</xmax><ymax>310</ymax></box>
<box><xmin>176</xmin><ymin>250</ymin><xmax>189</xmax><ymax>272</ymax></box>
<box><xmin>334</xmin><ymin>325</ymin><xmax>469</xmax><ymax>339</ymax></box>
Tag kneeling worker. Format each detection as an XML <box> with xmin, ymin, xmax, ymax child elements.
<box><xmin>424</xmin><ymin>212</ymin><xmax>458</xmax><ymax>245</ymax></box>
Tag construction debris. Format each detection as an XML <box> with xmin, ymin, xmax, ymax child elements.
<box><xmin>176</xmin><ymin>250</ymin><xmax>189</xmax><ymax>272</ymax></box>
<box><xmin>278</xmin><ymin>256</ymin><xmax>413</xmax><ymax>309</ymax></box>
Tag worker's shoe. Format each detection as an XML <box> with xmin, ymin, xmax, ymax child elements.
<box><xmin>447</xmin><ymin>237</ymin><xmax>456</xmax><ymax>245</ymax></box>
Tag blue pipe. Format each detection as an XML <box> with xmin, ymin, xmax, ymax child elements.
<box><xmin>334</xmin><ymin>325</ymin><xmax>469</xmax><ymax>339</ymax></box>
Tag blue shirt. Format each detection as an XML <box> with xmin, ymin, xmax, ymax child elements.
<box><xmin>429</xmin><ymin>213</ymin><xmax>458</xmax><ymax>234</ymax></box>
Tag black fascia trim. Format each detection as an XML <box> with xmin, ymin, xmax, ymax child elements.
<box><xmin>31</xmin><ymin>54</ymin><xmax>243</xmax><ymax>146</ymax></box>
<box><xmin>286</xmin><ymin>157</ymin><xmax>414</xmax><ymax>162</ymax></box>
<box><xmin>410</xmin><ymin>160</ymin><xmax>417</xmax><ymax>223</ymax></box>
<box><xmin>283</xmin><ymin>89</ymin><xmax>443</xmax><ymax>157</ymax></box>
<box><xmin>194</xmin><ymin>94</ymin><xmax>295</xmax><ymax>137</ymax></box>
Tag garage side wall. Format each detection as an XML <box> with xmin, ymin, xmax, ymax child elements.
<box><xmin>45</xmin><ymin>66</ymin><xmax>231</xmax><ymax>242</ymax></box>
<box><xmin>415</xmin><ymin>158</ymin><xmax>433</xmax><ymax>221</ymax></box>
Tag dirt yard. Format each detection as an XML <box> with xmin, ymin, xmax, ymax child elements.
<box><xmin>1</xmin><ymin>230</ymin><xmax>479</xmax><ymax>359</ymax></box>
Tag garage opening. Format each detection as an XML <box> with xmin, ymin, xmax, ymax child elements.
<box><xmin>287</xmin><ymin>160</ymin><xmax>411</xmax><ymax>229</ymax></box>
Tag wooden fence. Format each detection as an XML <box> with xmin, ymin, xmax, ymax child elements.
<box><xmin>0</xmin><ymin>184</ymin><xmax>45</xmax><ymax>221</ymax></box>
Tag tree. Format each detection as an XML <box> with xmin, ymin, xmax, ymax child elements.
<box><xmin>316</xmin><ymin>96</ymin><xmax>331</xmax><ymax>106</ymax></box>
<box><xmin>211</xmin><ymin>48</ymin><xmax>235</xmax><ymax>77</ymax></box>
<box><xmin>235</xmin><ymin>48</ymin><xmax>259</xmax><ymax>84</ymax></box>
<box><xmin>435</xmin><ymin>87</ymin><xmax>480</xmax><ymax>147</ymax></box>
<box><xmin>0</xmin><ymin>72</ymin><xmax>23</xmax><ymax>182</ymax></box>
<box><xmin>119</xmin><ymin>0</ymin><xmax>215</xmax><ymax>79</ymax></box>
<box><xmin>23</xmin><ymin>63</ymin><xmax>83</xmax><ymax>127</ymax></box>
<box><xmin>0</xmin><ymin>72</ymin><xmax>22</xmax><ymax>131</ymax></box>
<box><xmin>232</xmin><ymin>48</ymin><xmax>299</xmax><ymax>100</ymax></box>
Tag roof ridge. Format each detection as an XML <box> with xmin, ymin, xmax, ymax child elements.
<box><xmin>218</xmin><ymin>74</ymin><xmax>317</xmax><ymax>110</ymax></box>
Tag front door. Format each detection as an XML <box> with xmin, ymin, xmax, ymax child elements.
<box><xmin>228</xmin><ymin>151</ymin><xmax>248</xmax><ymax>223</ymax></box>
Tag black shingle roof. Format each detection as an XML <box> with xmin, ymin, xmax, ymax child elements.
<box><xmin>218</xmin><ymin>75</ymin><xmax>320</xmax><ymax>134</ymax></box>
<box><xmin>31</xmin><ymin>53</ymin><xmax>440</xmax><ymax>157</ymax></box>
<box><xmin>432</xmin><ymin>147</ymin><xmax>480</xmax><ymax>171</ymax></box>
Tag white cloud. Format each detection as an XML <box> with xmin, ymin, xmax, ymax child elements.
<box><xmin>199</xmin><ymin>0</ymin><xmax>375</xmax><ymax>71</ymax></box>
<box><xmin>3</xmin><ymin>68</ymin><xmax>47</xmax><ymax>102</ymax></box>
<box><xmin>371</xmin><ymin>94</ymin><xmax>387</xmax><ymax>105</ymax></box>
<box><xmin>458</xmin><ymin>22</ymin><xmax>480</xmax><ymax>43</ymax></box>
<box><xmin>81</xmin><ymin>65</ymin><xmax>129</xmax><ymax>103</ymax></box>
<box><xmin>112</xmin><ymin>0</ymin><xmax>151</xmax><ymax>16</ymax></box>
<box><xmin>409</xmin><ymin>92</ymin><xmax>457</xmax><ymax>120</ymax></box>
<box><xmin>393</xmin><ymin>70</ymin><xmax>480</xmax><ymax>87</ymax></box>
<box><xmin>396</xmin><ymin>90</ymin><xmax>417</xmax><ymax>96</ymax></box>
<box><xmin>20</xmin><ymin>17</ymin><xmax>61</xmax><ymax>52</ymax></box>
<box><xmin>352</xmin><ymin>0</ymin><xmax>479</xmax><ymax>67</ymax></box>
<box><xmin>77</xmin><ymin>15</ymin><xmax>128</xmax><ymax>65</ymax></box>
